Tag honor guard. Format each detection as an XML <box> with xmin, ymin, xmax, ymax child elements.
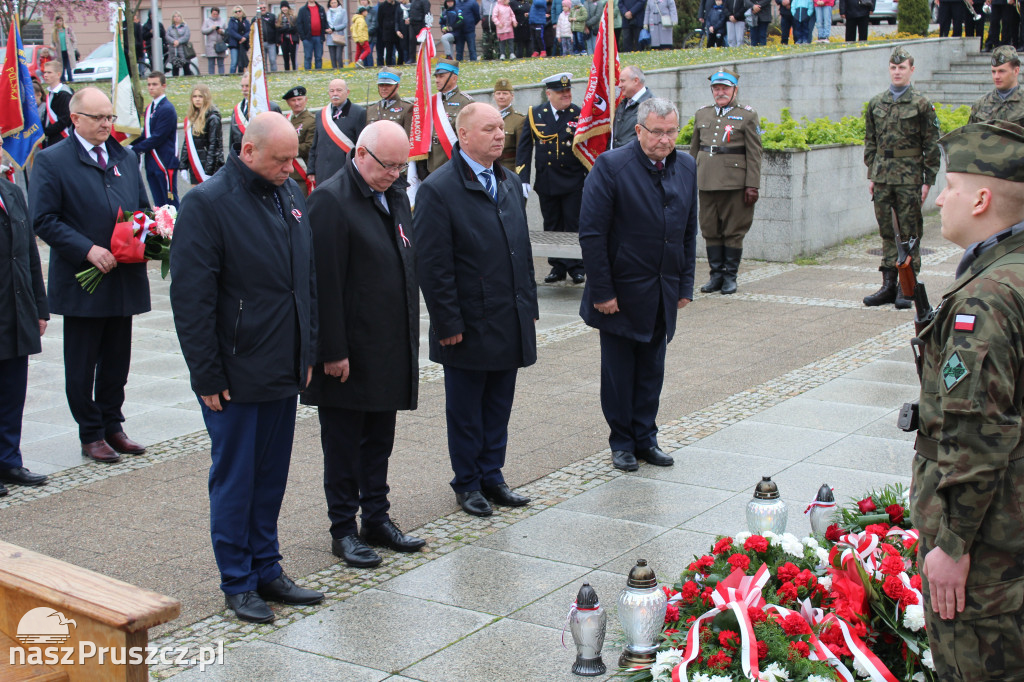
<box><xmin>283</xmin><ymin>86</ymin><xmax>316</xmax><ymax>195</ymax></box>
<box><xmin>969</xmin><ymin>46</ymin><xmax>1024</xmax><ymax>128</ymax></box>
<box><xmin>366</xmin><ymin>69</ymin><xmax>414</xmax><ymax>136</ymax></box>
<box><xmin>493</xmin><ymin>78</ymin><xmax>525</xmax><ymax>173</ymax></box>
<box><xmin>517</xmin><ymin>72</ymin><xmax>588</xmax><ymax>284</ymax></box>
<box><xmin>419</xmin><ymin>59</ymin><xmax>474</xmax><ymax>178</ymax></box>
<box><xmin>862</xmin><ymin>47</ymin><xmax>941</xmax><ymax>309</ymax></box>
<box><xmin>689</xmin><ymin>67</ymin><xmax>762</xmax><ymax>295</ymax></box>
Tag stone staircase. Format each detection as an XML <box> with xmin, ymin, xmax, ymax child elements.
<box><xmin>916</xmin><ymin>50</ymin><xmax>1013</xmax><ymax>108</ymax></box>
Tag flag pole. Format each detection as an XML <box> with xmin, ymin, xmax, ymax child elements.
<box><xmin>606</xmin><ymin>0</ymin><xmax>615</xmax><ymax>148</ymax></box>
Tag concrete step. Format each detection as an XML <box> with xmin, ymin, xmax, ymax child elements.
<box><xmin>916</xmin><ymin>80</ymin><xmax>992</xmax><ymax>94</ymax></box>
<box><xmin>927</xmin><ymin>70</ymin><xmax>991</xmax><ymax>82</ymax></box>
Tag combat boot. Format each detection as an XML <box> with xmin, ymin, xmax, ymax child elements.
<box><xmin>894</xmin><ymin>285</ymin><xmax>913</xmax><ymax>310</ymax></box>
<box><xmin>720</xmin><ymin>247</ymin><xmax>743</xmax><ymax>295</ymax></box>
<box><xmin>864</xmin><ymin>267</ymin><xmax>898</xmax><ymax>307</ymax></box>
<box><xmin>700</xmin><ymin>245</ymin><xmax>726</xmax><ymax>293</ymax></box>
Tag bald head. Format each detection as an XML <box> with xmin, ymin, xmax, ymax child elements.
<box><xmin>356</xmin><ymin>119</ymin><xmax>409</xmax><ymax>151</ymax></box>
<box><xmin>355</xmin><ymin>120</ymin><xmax>410</xmax><ymax>192</ymax></box>
<box><xmin>241</xmin><ymin>112</ymin><xmax>299</xmax><ymax>186</ymax></box>
<box><xmin>457</xmin><ymin>103</ymin><xmax>505</xmax><ymax>167</ymax></box>
<box><xmin>69</xmin><ymin>87</ymin><xmax>114</xmax><ymax>146</ymax></box>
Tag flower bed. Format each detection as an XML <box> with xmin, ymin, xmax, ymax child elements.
<box><xmin>626</xmin><ymin>485</ymin><xmax>936</xmax><ymax>682</ymax></box>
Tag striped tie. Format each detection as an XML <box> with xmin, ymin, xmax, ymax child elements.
<box><xmin>481</xmin><ymin>169</ymin><xmax>496</xmax><ymax>200</ymax></box>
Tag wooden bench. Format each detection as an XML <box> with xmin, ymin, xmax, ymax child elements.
<box><xmin>0</xmin><ymin>541</ymin><xmax>180</xmax><ymax>682</ymax></box>
<box><xmin>529</xmin><ymin>231</ymin><xmax>583</xmax><ymax>260</ymax></box>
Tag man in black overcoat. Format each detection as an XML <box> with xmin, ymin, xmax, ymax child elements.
<box><xmin>302</xmin><ymin>120</ymin><xmax>425</xmax><ymax>568</ymax></box>
<box><xmin>308</xmin><ymin>78</ymin><xmax>367</xmax><ymax>186</ymax></box>
<box><xmin>415</xmin><ymin>103</ymin><xmax>539</xmax><ymax>518</ymax></box>
<box><xmin>31</xmin><ymin>87</ymin><xmax>151</xmax><ymax>465</ymax></box>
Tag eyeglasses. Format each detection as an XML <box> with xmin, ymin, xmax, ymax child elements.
<box><xmin>365</xmin><ymin>147</ymin><xmax>409</xmax><ymax>174</ymax></box>
<box><xmin>638</xmin><ymin>124</ymin><xmax>679</xmax><ymax>140</ymax></box>
<box><xmin>74</xmin><ymin>113</ymin><xmax>117</xmax><ymax>123</ymax></box>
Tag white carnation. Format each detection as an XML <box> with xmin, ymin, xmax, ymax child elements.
<box><xmin>818</xmin><ymin>575</ymin><xmax>832</xmax><ymax>590</ymax></box>
<box><xmin>815</xmin><ymin>547</ymin><xmax>830</xmax><ymax>565</ymax></box>
<box><xmin>922</xmin><ymin>648</ymin><xmax>934</xmax><ymax>670</ymax></box>
<box><xmin>903</xmin><ymin>603</ymin><xmax>926</xmax><ymax>632</ymax></box>
<box><xmin>761</xmin><ymin>662</ymin><xmax>792</xmax><ymax>682</ymax></box>
<box><xmin>708</xmin><ymin>676</ymin><xmax>733</xmax><ymax>682</ymax></box>
<box><xmin>690</xmin><ymin>674</ymin><xmax>712</xmax><ymax>682</ymax></box>
<box><xmin>735</xmin><ymin>532</ymin><xmax>751</xmax><ymax>545</ymax></box>
<box><xmin>762</xmin><ymin>530</ymin><xmax>778</xmax><ymax>541</ymax></box>
<box><xmin>913</xmin><ymin>674</ymin><xmax>926</xmax><ymax>682</ymax></box>
<box><xmin>808</xmin><ymin>676</ymin><xmax>833</xmax><ymax>682</ymax></box>
<box><xmin>803</xmin><ymin>536</ymin><xmax>820</xmax><ymax>550</ymax></box>
<box><xmin>853</xmin><ymin>657</ymin><xmax>871</xmax><ymax>679</ymax></box>
<box><xmin>649</xmin><ymin>649</ymin><xmax>682</xmax><ymax>681</ymax></box>
<box><xmin>781</xmin><ymin>534</ymin><xmax>805</xmax><ymax>557</ymax></box>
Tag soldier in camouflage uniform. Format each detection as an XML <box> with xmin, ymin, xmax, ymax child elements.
<box><xmin>415</xmin><ymin>59</ymin><xmax>474</xmax><ymax>179</ymax></box>
<box><xmin>863</xmin><ymin>47</ymin><xmax>941</xmax><ymax>309</ymax></box>
<box><xmin>969</xmin><ymin>45</ymin><xmax>1024</xmax><ymax>128</ymax></box>
<box><xmin>909</xmin><ymin>121</ymin><xmax>1024</xmax><ymax>682</ymax></box>
<box><xmin>493</xmin><ymin>78</ymin><xmax>526</xmax><ymax>173</ymax></box>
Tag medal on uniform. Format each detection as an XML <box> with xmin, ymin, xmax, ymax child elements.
<box><xmin>941</xmin><ymin>351</ymin><xmax>969</xmax><ymax>391</ymax></box>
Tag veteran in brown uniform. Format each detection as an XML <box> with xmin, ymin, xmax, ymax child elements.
<box><xmin>968</xmin><ymin>45</ymin><xmax>1024</xmax><ymax>128</ymax></box>
<box><xmin>283</xmin><ymin>86</ymin><xmax>316</xmax><ymax>195</ymax></box>
<box><xmin>417</xmin><ymin>59</ymin><xmax>473</xmax><ymax>179</ymax></box>
<box><xmin>689</xmin><ymin>68</ymin><xmax>762</xmax><ymax>295</ymax></box>
<box><xmin>366</xmin><ymin>69</ymin><xmax>414</xmax><ymax>135</ymax></box>
<box><xmin>493</xmin><ymin>78</ymin><xmax>525</xmax><ymax>173</ymax></box>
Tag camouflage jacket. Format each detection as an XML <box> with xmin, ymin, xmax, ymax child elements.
<box><xmin>910</xmin><ymin>228</ymin><xmax>1024</xmax><ymax>613</ymax></box>
<box><xmin>968</xmin><ymin>88</ymin><xmax>1024</xmax><ymax>128</ymax></box>
<box><xmin>864</xmin><ymin>87</ymin><xmax>941</xmax><ymax>186</ymax></box>
<box><xmin>689</xmin><ymin>102</ymin><xmax>762</xmax><ymax>191</ymax></box>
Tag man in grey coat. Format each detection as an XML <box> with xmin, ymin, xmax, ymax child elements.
<box><xmin>613</xmin><ymin>66</ymin><xmax>653</xmax><ymax>148</ymax></box>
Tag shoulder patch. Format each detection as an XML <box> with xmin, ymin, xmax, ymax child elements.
<box><xmin>698</xmin><ymin>104</ymin><xmax>713</xmax><ymax>110</ymax></box>
<box><xmin>942</xmin><ymin>350</ymin><xmax>970</xmax><ymax>391</ymax></box>
<box><xmin>743</xmin><ymin>105</ymin><xmax>754</xmax><ymax>111</ymax></box>
<box><xmin>953</xmin><ymin>314</ymin><xmax>976</xmax><ymax>332</ymax></box>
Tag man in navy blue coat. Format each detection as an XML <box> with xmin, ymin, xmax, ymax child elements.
<box><xmin>619</xmin><ymin>0</ymin><xmax>646</xmax><ymax>51</ymax></box>
<box><xmin>31</xmin><ymin>87</ymin><xmax>152</xmax><ymax>465</ymax></box>
<box><xmin>132</xmin><ymin>72</ymin><xmax>180</xmax><ymax>208</ymax></box>
<box><xmin>579</xmin><ymin>97</ymin><xmax>698</xmax><ymax>472</ymax></box>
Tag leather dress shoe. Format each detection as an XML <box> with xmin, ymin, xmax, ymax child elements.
<box><xmin>636</xmin><ymin>446</ymin><xmax>674</xmax><ymax>467</ymax></box>
<box><xmin>455</xmin><ymin>490</ymin><xmax>493</xmax><ymax>517</ymax></box>
<box><xmin>482</xmin><ymin>483</ymin><xmax>531</xmax><ymax>507</ymax></box>
<box><xmin>331</xmin><ymin>534</ymin><xmax>383</xmax><ymax>568</ymax></box>
<box><xmin>81</xmin><ymin>440</ymin><xmax>120</xmax><ymax>463</ymax></box>
<box><xmin>571</xmin><ymin>272</ymin><xmax>586</xmax><ymax>285</ymax></box>
<box><xmin>544</xmin><ymin>271</ymin><xmax>567</xmax><ymax>283</ymax></box>
<box><xmin>225</xmin><ymin>591</ymin><xmax>274</xmax><ymax>623</ymax></box>
<box><xmin>0</xmin><ymin>467</ymin><xmax>47</xmax><ymax>487</ymax></box>
<box><xmin>106</xmin><ymin>431</ymin><xmax>146</xmax><ymax>455</ymax></box>
<box><xmin>612</xmin><ymin>450</ymin><xmax>638</xmax><ymax>472</ymax></box>
<box><xmin>257</xmin><ymin>571</ymin><xmax>324</xmax><ymax>605</ymax></box>
<box><xmin>361</xmin><ymin>519</ymin><xmax>426</xmax><ymax>552</ymax></box>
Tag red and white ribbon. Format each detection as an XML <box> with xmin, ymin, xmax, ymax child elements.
<box><xmin>763</xmin><ymin>601</ymin><xmax>854</xmax><ymax>682</ymax></box>
<box><xmin>234</xmin><ymin>102</ymin><xmax>248</xmax><ymax>134</ymax></box>
<box><xmin>321</xmin><ymin>105</ymin><xmax>355</xmax><ymax>153</ymax></box>
<box><xmin>431</xmin><ymin>93</ymin><xmax>458</xmax><ymax>159</ymax></box>
<box><xmin>819</xmin><ymin>614</ymin><xmax>900</xmax><ymax>682</ymax></box>
<box><xmin>185</xmin><ymin>129</ymin><xmax>211</xmax><ymax>183</ymax></box>
<box><xmin>46</xmin><ymin>91</ymin><xmax>69</xmax><ymax>138</ymax></box>
<box><xmin>144</xmin><ymin>101</ymin><xmax>176</xmax><ymax>200</ymax></box>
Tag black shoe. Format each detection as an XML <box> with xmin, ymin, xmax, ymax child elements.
<box><xmin>225</xmin><ymin>591</ymin><xmax>275</xmax><ymax>623</ymax></box>
<box><xmin>331</xmin><ymin>534</ymin><xmax>383</xmax><ymax>568</ymax></box>
<box><xmin>360</xmin><ymin>519</ymin><xmax>426</xmax><ymax>552</ymax></box>
<box><xmin>700</xmin><ymin>245</ymin><xmax>726</xmax><ymax>293</ymax></box>
<box><xmin>544</xmin><ymin>270</ymin><xmax>567</xmax><ymax>283</ymax></box>
<box><xmin>636</xmin><ymin>446</ymin><xmax>674</xmax><ymax>467</ymax></box>
<box><xmin>720</xmin><ymin>246</ymin><xmax>743</xmax><ymax>295</ymax></box>
<box><xmin>894</xmin><ymin>289</ymin><xmax>912</xmax><ymax>310</ymax></box>
<box><xmin>257</xmin><ymin>571</ymin><xmax>324</xmax><ymax>605</ymax></box>
<box><xmin>864</xmin><ymin>267</ymin><xmax>898</xmax><ymax>307</ymax></box>
<box><xmin>612</xmin><ymin>450</ymin><xmax>638</xmax><ymax>472</ymax></box>
<box><xmin>0</xmin><ymin>466</ymin><xmax>47</xmax><ymax>487</ymax></box>
<box><xmin>455</xmin><ymin>490</ymin><xmax>493</xmax><ymax>516</ymax></box>
<box><xmin>482</xmin><ymin>483</ymin><xmax>531</xmax><ymax>507</ymax></box>
<box><xmin>571</xmin><ymin>272</ymin><xmax>586</xmax><ymax>285</ymax></box>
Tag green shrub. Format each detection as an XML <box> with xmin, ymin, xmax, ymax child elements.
<box><xmin>897</xmin><ymin>0</ymin><xmax>930</xmax><ymax>35</ymax></box>
<box><xmin>934</xmin><ymin>102</ymin><xmax>971</xmax><ymax>133</ymax></box>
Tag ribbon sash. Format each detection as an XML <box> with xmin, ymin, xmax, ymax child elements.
<box><xmin>234</xmin><ymin>102</ymin><xmax>248</xmax><ymax>134</ymax></box>
<box><xmin>144</xmin><ymin>101</ymin><xmax>175</xmax><ymax>200</ymax></box>
<box><xmin>432</xmin><ymin>93</ymin><xmax>457</xmax><ymax>159</ymax></box>
<box><xmin>320</xmin><ymin>105</ymin><xmax>355</xmax><ymax>153</ymax></box>
<box><xmin>185</xmin><ymin>128</ymin><xmax>210</xmax><ymax>183</ymax></box>
<box><xmin>46</xmin><ymin>92</ymin><xmax>68</xmax><ymax>138</ymax></box>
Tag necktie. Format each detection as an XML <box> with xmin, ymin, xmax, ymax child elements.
<box><xmin>375</xmin><ymin>191</ymin><xmax>390</xmax><ymax>214</ymax></box>
<box><xmin>93</xmin><ymin>146</ymin><xmax>107</xmax><ymax>170</ymax></box>
<box><xmin>481</xmin><ymin>169</ymin><xmax>496</xmax><ymax>200</ymax></box>
<box><xmin>655</xmin><ymin>160</ymin><xmax>664</xmax><ymax>171</ymax></box>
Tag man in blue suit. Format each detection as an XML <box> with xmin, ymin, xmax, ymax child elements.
<box><xmin>579</xmin><ymin>98</ymin><xmax>698</xmax><ymax>472</ymax></box>
<box><xmin>132</xmin><ymin>72</ymin><xmax>180</xmax><ymax>207</ymax></box>
<box><xmin>619</xmin><ymin>0</ymin><xmax>647</xmax><ymax>51</ymax></box>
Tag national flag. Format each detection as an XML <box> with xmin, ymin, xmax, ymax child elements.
<box><xmin>246</xmin><ymin>19</ymin><xmax>270</xmax><ymax>117</ymax></box>
<box><xmin>112</xmin><ymin>8</ymin><xmax>142</xmax><ymax>145</ymax></box>
<box><xmin>2</xmin><ymin>19</ymin><xmax>43</xmax><ymax>168</ymax></box>
<box><xmin>0</xmin><ymin>20</ymin><xmax>24</xmax><ymax>138</ymax></box>
<box><xmin>409</xmin><ymin>26</ymin><xmax>436</xmax><ymax>162</ymax></box>
<box><xmin>954</xmin><ymin>314</ymin><xmax>976</xmax><ymax>332</ymax></box>
<box><xmin>571</xmin><ymin>0</ymin><xmax>619</xmax><ymax>171</ymax></box>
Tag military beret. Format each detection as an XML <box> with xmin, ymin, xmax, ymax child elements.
<box><xmin>991</xmin><ymin>44</ymin><xmax>1020</xmax><ymax>66</ymax></box>
<box><xmin>282</xmin><ymin>86</ymin><xmax>306</xmax><ymax>100</ymax></box>
<box><xmin>494</xmin><ymin>78</ymin><xmax>513</xmax><ymax>93</ymax></box>
<box><xmin>377</xmin><ymin>69</ymin><xmax>400</xmax><ymax>84</ymax></box>
<box><xmin>435</xmin><ymin>58</ymin><xmax>459</xmax><ymax>75</ymax></box>
<box><xmin>709</xmin><ymin>68</ymin><xmax>738</xmax><ymax>86</ymax></box>
<box><xmin>543</xmin><ymin>72</ymin><xmax>573</xmax><ymax>90</ymax></box>
<box><xmin>890</xmin><ymin>46</ymin><xmax>912</xmax><ymax>64</ymax></box>
<box><xmin>940</xmin><ymin>122</ymin><xmax>1024</xmax><ymax>182</ymax></box>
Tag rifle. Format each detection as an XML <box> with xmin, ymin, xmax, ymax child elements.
<box><xmin>893</xmin><ymin>207</ymin><xmax>934</xmax><ymax>432</ymax></box>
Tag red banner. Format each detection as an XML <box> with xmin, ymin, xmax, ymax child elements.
<box><xmin>0</xmin><ymin>20</ymin><xmax>25</xmax><ymax>137</ymax></box>
<box><xmin>409</xmin><ymin>27</ymin><xmax>436</xmax><ymax>160</ymax></box>
<box><xmin>571</xmin><ymin>2</ymin><xmax>619</xmax><ymax>170</ymax></box>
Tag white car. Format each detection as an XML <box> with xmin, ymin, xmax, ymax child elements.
<box><xmin>72</xmin><ymin>41</ymin><xmax>116</xmax><ymax>82</ymax></box>
<box><xmin>870</xmin><ymin>0</ymin><xmax>898</xmax><ymax>24</ymax></box>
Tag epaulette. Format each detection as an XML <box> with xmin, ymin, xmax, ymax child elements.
<box><xmin>698</xmin><ymin>104</ymin><xmax>713</xmax><ymax>110</ymax></box>
<box><xmin>743</xmin><ymin>105</ymin><xmax>755</xmax><ymax>112</ymax></box>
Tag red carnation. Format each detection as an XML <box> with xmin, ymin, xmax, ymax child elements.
<box><xmin>825</xmin><ymin>523</ymin><xmax>843</xmax><ymax>542</ymax></box>
<box><xmin>857</xmin><ymin>497</ymin><xmax>877</xmax><ymax>513</ymax></box>
<box><xmin>686</xmin><ymin>615</ymin><xmax>697</xmax><ymax>624</ymax></box>
<box><xmin>777</xmin><ymin>562</ymin><xmax>800</xmax><ymax>582</ymax></box>
<box><xmin>707</xmin><ymin>651</ymin><xmax>733</xmax><ymax>670</ymax></box>
<box><xmin>789</xmin><ymin>640</ymin><xmax>811</xmax><ymax>659</ymax></box>
<box><xmin>713</xmin><ymin>537</ymin><xmax>734</xmax><ymax>554</ymax></box>
<box><xmin>910</xmin><ymin>574</ymin><xmax>923</xmax><ymax>590</ymax></box>
<box><xmin>880</xmin><ymin>555</ymin><xmax>905</xmax><ymax>576</ymax></box>
<box><xmin>665</xmin><ymin>604</ymin><xmax>679</xmax><ymax>623</ymax></box>
<box><xmin>864</xmin><ymin>522</ymin><xmax>891</xmax><ymax>537</ymax></box>
<box><xmin>779</xmin><ymin>613</ymin><xmax>812</xmax><ymax>635</ymax></box>
<box><xmin>681</xmin><ymin>581</ymin><xmax>701</xmax><ymax>604</ymax></box>
<box><xmin>695</xmin><ymin>555</ymin><xmax>715</xmax><ymax>572</ymax></box>
<box><xmin>795</xmin><ymin>569</ymin><xmax>816</xmax><ymax>588</ymax></box>
<box><xmin>777</xmin><ymin>581</ymin><xmax>799</xmax><ymax>603</ymax></box>
<box><xmin>664</xmin><ymin>628</ymin><xmax>679</xmax><ymax>636</ymax></box>
<box><xmin>748</xmin><ymin>606</ymin><xmax>768</xmax><ymax>623</ymax></box>
<box><xmin>756</xmin><ymin>640</ymin><xmax>769</xmax><ymax>659</ymax></box>
<box><xmin>701</xmin><ymin>587</ymin><xmax>714</xmax><ymax>606</ymax></box>
<box><xmin>744</xmin><ymin>535</ymin><xmax>769</xmax><ymax>553</ymax></box>
<box><xmin>904</xmin><ymin>534</ymin><xmax>919</xmax><ymax>553</ymax></box>
<box><xmin>899</xmin><ymin>590</ymin><xmax>919</xmax><ymax>607</ymax></box>
<box><xmin>719</xmin><ymin>630</ymin><xmax>740</xmax><ymax>650</ymax></box>
<box><xmin>879</xmin><ymin>543</ymin><xmax>900</xmax><ymax>556</ymax></box>
<box><xmin>886</xmin><ymin>504</ymin><xmax>906</xmax><ymax>526</ymax></box>
<box><xmin>882</xmin><ymin>574</ymin><xmax>905</xmax><ymax>600</ymax></box>
<box><xmin>728</xmin><ymin>553</ymin><xmax>751</xmax><ymax>571</ymax></box>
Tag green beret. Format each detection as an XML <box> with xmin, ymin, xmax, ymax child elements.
<box><xmin>890</xmin><ymin>46</ymin><xmax>912</xmax><ymax>64</ymax></box>
<box><xmin>992</xmin><ymin>45</ymin><xmax>1020</xmax><ymax>66</ymax></box>
<box><xmin>940</xmin><ymin>122</ymin><xmax>1024</xmax><ymax>182</ymax></box>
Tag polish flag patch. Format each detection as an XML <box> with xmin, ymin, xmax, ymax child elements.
<box><xmin>954</xmin><ymin>314</ymin><xmax>976</xmax><ymax>332</ymax></box>
<box><xmin>291</xmin><ymin>208</ymin><xmax>303</xmax><ymax>221</ymax></box>
<box><xmin>113</xmin><ymin>166</ymin><xmax>121</xmax><ymax>177</ymax></box>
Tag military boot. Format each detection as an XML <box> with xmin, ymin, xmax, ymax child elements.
<box><xmin>720</xmin><ymin>247</ymin><xmax>743</xmax><ymax>295</ymax></box>
<box><xmin>894</xmin><ymin>284</ymin><xmax>913</xmax><ymax>310</ymax></box>
<box><xmin>864</xmin><ymin>267</ymin><xmax>898</xmax><ymax>307</ymax></box>
<box><xmin>700</xmin><ymin>245</ymin><xmax>726</xmax><ymax>293</ymax></box>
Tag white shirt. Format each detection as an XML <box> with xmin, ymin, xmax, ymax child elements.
<box><xmin>629</xmin><ymin>86</ymin><xmax>648</xmax><ymax>105</ymax></box>
<box><xmin>74</xmin><ymin>130</ymin><xmax>105</xmax><ymax>164</ymax></box>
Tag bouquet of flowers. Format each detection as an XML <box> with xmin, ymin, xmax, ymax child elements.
<box><xmin>75</xmin><ymin>205</ymin><xmax>176</xmax><ymax>293</ymax></box>
<box><xmin>830</xmin><ymin>483</ymin><xmax>912</xmax><ymax>536</ymax></box>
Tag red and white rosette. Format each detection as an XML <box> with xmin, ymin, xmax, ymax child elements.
<box><xmin>671</xmin><ymin>565</ymin><xmax>770</xmax><ymax>682</ymax></box>
<box><xmin>837</xmin><ymin>532</ymin><xmax>881</xmax><ymax>574</ymax></box>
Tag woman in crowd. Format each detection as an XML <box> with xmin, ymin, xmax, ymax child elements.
<box><xmin>180</xmin><ymin>84</ymin><xmax>224</xmax><ymax>185</ymax></box>
<box><xmin>644</xmin><ymin>0</ymin><xmax>678</xmax><ymax>48</ymax></box>
<box><xmin>277</xmin><ymin>1</ymin><xmax>299</xmax><ymax>70</ymax></box>
<box><xmin>167</xmin><ymin>12</ymin><xmax>193</xmax><ymax>76</ymax></box>
<box><xmin>226</xmin><ymin>5</ymin><xmax>250</xmax><ymax>74</ymax></box>
<box><xmin>439</xmin><ymin>0</ymin><xmax>461</xmax><ymax>58</ymax></box>
<box><xmin>50</xmin><ymin>15</ymin><xmax>77</xmax><ymax>82</ymax></box>
<box><xmin>327</xmin><ymin>0</ymin><xmax>349</xmax><ymax>67</ymax></box>
<box><xmin>202</xmin><ymin>8</ymin><xmax>227</xmax><ymax>74</ymax></box>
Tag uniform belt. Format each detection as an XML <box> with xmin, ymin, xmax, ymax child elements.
<box><xmin>699</xmin><ymin>145</ymin><xmax>745</xmax><ymax>155</ymax></box>
<box><xmin>882</xmin><ymin>148</ymin><xmax>922</xmax><ymax>159</ymax></box>
<box><xmin>915</xmin><ymin>432</ymin><xmax>1024</xmax><ymax>462</ymax></box>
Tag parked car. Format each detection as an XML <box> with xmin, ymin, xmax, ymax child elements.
<box><xmin>72</xmin><ymin>41</ymin><xmax>115</xmax><ymax>81</ymax></box>
<box><xmin>0</xmin><ymin>44</ymin><xmax>59</xmax><ymax>82</ymax></box>
<box><xmin>870</xmin><ymin>0</ymin><xmax>898</xmax><ymax>24</ymax></box>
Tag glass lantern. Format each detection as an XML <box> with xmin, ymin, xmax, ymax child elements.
<box><xmin>617</xmin><ymin>559</ymin><xmax>667</xmax><ymax>669</ymax></box>
<box><xmin>746</xmin><ymin>476</ymin><xmax>788</xmax><ymax>535</ymax></box>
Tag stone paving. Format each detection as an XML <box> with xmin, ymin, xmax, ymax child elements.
<box><xmin>0</xmin><ymin>214</ymin><xmax>957</xmax><ymax>681</ymax></box>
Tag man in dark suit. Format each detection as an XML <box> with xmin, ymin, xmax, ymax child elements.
<box><xmin>171</xmin><ymin>113</ymin><xmax>323</xmax><ymax>624</ymax></box>
<box><xmin>613</xmin><ymin>66</ymin><xmax>653</xmax><ymax>148</ymax></box>
<box><xmin>31</xmin><ymin>87</ymin><xmax>152</xmax><ymax>465</ymax></box>
<box><xmin>132</xmin><ymin>72</ymin><xmax>180</xmax><ymax>207</ymax></box>
<box><xmin>579</xmin><ymin>98</ymin><xmax>698</xmax><ymax>472</ymax></box>
<box><xmin>415</xmin><ymin>103</ymin><xmax>539</xmax><ymax>518</ymax></box>
<box><xmin>303</xmin><ymin>120</ymin><xmax>425</xmax><ymax>568</ymax></box>
<box><xmin>40</xmin><ymin>60</ymin><xmax>72</xmax><ymax>148</ymax></box>
<box><xmin>618</xmin><ymin>0</ymin><xmax>646</xmax><ymax>50</ymax></box>
<box><xmin>309</xmin><ymin>78</ymin><xmax>366</xmax><ymax>186</ymax></box>
<box><xmin>517</xmin><ymin>72</ymin><xmax>588</xmax><ymax>284</ymax></box>
<box><xmin>0</xmin><ymin>136</ymin><xmax>50</xmax><ymax>495</ymax></box>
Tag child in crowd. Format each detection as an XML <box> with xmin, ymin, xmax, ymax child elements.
<box><xmin>493</xmin><ymin>0</ymin><xmax>519</xmax><ymax>59</ymax></box>
<box><xmin>350</xmin><ymin>7</ymin><xmax>371</xmax><ymax>66</ymax></box>
<box><xmin>529</xmin><ymin>0</ymin><xmax>548</xmax><ymax>56</ymax></box>
<box><xmin>569</xmin><ymin>0</ymin><xmax>588</xmax><ymax>53</ymax></box>
<box><xmin>556</xmin><ymin>0</ymin><xmax>572</xmax><ymax>55</ymax></box>
<box><xmin>705</xmin><ymin>0</ymin><xmax>727</xmax><ymax>47</ymax></box>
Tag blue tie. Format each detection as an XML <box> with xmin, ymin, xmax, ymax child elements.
<box><xmin>481</xmin><ymin>169</ymin><xmax>496</xmax><ymax>200</ymax></box>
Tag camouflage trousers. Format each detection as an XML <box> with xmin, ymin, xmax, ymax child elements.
<box><xmin>698</xmin><ymin>189</ymin><xmax>754</xmax><ymax>249</ymax></box>
<box><xmin>873</xmin><ymin>182</ymin><xmax>923</xmax><ymax>275</ymax></box>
